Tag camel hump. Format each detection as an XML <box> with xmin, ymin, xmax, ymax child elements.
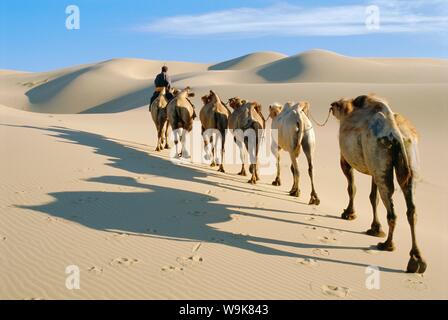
<box><xmin>368</xmin><ymin>112</ymin><xmax>402</xmax><ymax>142</ymax></box>
<box><xmin>368</xmin><ymin>111</ymin><xmax>413</xmax><ymax>183</ymax></box>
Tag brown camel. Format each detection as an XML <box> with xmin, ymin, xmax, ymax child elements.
<box><xmin>268</xmin><ymin>101</ymin><xmax>320</xmax><ymax>205</ymax></box>
<box><xmin>331</xmin><ymin>94</ymin><xmax>426</xmax><ymax>273</ymax></box>
<box><xmin>199</xmin><ymin>90</ymin><xmax>231</xmax><ymax>172</ymax></box>
<box><xmin>228</xmin><ymin>97</ymin><xmax>265</xmax><ymax>184</ymax></box>
<box><xmin>166</xmin><ymin>87</ymin><xmax>196</xmax><ymax>158</ymax></box>
<box><xmin>149</xmin><ymin>87</ymin><xmax>174</xmax><ymax>151</ymax></box>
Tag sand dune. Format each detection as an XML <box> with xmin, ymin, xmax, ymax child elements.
<box><xmin>0</xmin><ymin>59</ymin><xmax>208</xmax><ymax>114</ymax></box>
<box><xmin>0</xmin><ymin>50</ymin><xmax>447</xmax><ymax>299</ymax></box>
<box><xmin>255</xmin><ymin>49</ymin><xmax>448</xmax><ymax>83</ymax></box>
<box><xmin>1</xmin><ymin>50</ymin><xmax>447</xmax><ymax>114</ymax></box>
<box><xmin>209</xmin><ymin>51</ymin><xmax>287</xmax><ymax>70</ymax></box>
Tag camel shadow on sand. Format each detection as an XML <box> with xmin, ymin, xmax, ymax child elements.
<box><xmin>2</xmin><ymin>123</ymin><xmax>404</xmax><ymax>274</ymax></box>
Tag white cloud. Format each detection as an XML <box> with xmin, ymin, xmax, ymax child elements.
<box><xmin>136</xmin><ymin>0</ymin><xmax>448</xmax><ymax>37</ymax></box>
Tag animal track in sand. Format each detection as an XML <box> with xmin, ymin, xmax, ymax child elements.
<box><xmin>305</xmin><ymin>217</ymin><xmax>316</xmax><ymax>221</ymax></box>
<box><xmin>45</xmin><ymin>216</ymin><xmax>60</xmax><ymax>223</ymax></box>
<box><xmin>176</xmin><ymin>255</ymin><xmax>204</xmax><ymax>266</ymax></box>
<box><xmin>106</xmin><ymin>232</ymin><xmax>130</xmax><ymax>240</ymax></box>
<box><xmin>321</xmin><ymin>285</ymin><xmax>351</xmax><ymax>298</ymax></box>
<box><xmin>318</xmin><ymin>235</ymin><xmax>339</xmax><ymax>244</ymax></box>
<box><xmin>110</xmin><ymin>257</ymin><xmax>140</xmax><ymax>267</ymax></box>
<box><xmin>188</xmin><ymin>210</ymin><xmax>206</xmax><ymax>217</ymax></box>
<box><xmin>312</xmin><ymin>248</ymin><xmax>330</xmax><ymax>256</ymax></box>
<box><xmin>161</xmin><ymin>265</ymin><xmax>184</xmax><ymax>272</ymax></box>
<box><xmin>296</xmin><ymin>258</ymin><xmax>319</xmax><ymax>267</ymax></box>
<box><xmin>403</xmin><ymin>276</ymin><xmax>428</xmax><ymax>291</ymax></box>
<box><xmin>305</xmin><ymin>226</ymin><xmax>318</xmax><ymax>231</ymax></box>
<box><xmin>324</xmin><ymin>229</ymin><xmax>344</xmax><ymax>235</ymax></box>
<box><xmin>71</xmin><ymin>196</ymin><xmax>99</xmax><ymax>205</ymax></box>
<box><xmin>87</xmin><ymin>266</ymin><xmax>104</xmax><ymax>274</ymax></box>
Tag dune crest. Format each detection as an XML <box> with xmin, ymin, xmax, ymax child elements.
<box><xmin>0</xmin><ymin>49</ymin><xmax>447</xmax><ymax>114</ymax></box>
<box><xmin>209</xmin><ymin>51</ymin><xmax>287</xmax><ymax>70</ymax></box>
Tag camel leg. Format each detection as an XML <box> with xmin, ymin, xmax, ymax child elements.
<box><xmin>217</xmin><ymin>128</ymin><xmax>225</xmax><ymax>173</ymax></box>
<box><xmin>155</xmin><ymin>124</ymin><xmax>163</xmax><ymax>152</ymax></box>
<box><xmin>376</xmin><ymin>170</ymin><xmax>396</xmax><ymax>252</ymax></box>
<box><xmin>254</xmin><ymin>136</ymin><xmax>260</xmax><ymax>181</ymax></box>
<box><xmin>180</xmin><ymin>128</ymin><xmax>190</xmax><ymax>159</ymax></box>
<box><xmin>340</xmin><ymin>156</ymin><xmax>356</xmax><ymax>220</ymax></box>
<box><xmin>248</xmin><ymin>164</ymin><xmax>257</xmax><ymax>184</ymax></box>
<box><xmin>289</xmin><ymin>152</ymin><xmax>300</xmax><ymax>197</ymax></box>
<box><xmin>272</xmin><ymin>151</ymin><xmax>281</xmax><ymax>186</ymax></box>
<box><xmin>210</xmin><ymin>147</ymin><xmax>216</xmax><ymax>167</ymax></box>
<box><xmin>173</xmin><ymin>129</ymin><xmax>181</xmax><ymax>157</ymax></box>
<box><xmin>398</xmin><ymin>176</ymin><xmax>427</xmax><ymax>273</ymax></box>
<box><xmin>366</xmin><ymin>179</ymin><xmax>386</xmax><ymax>237</ymax></box>
<box><xmin>303</xmin><ymin>138</ymin><xmax>320</xmax><ymax>205</ymax></box>
<box><xmin>164</xmin><ymin>121</ymin><xmax>170</xmax><ymax>149</ymax></box>
<box><xmin>235</xmin><ymin>137</ymin><xmax>247</xmax><ymax>176</ymax></box>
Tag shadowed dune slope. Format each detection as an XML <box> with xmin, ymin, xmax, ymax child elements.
<box><xmin>0</xmin><ymin>50</ymin><xmax>447</xmax><ymax>114</ymax></box>
<box><xmin>209</xmin><ymin>51</ymin><xmax>287</xmax><ymax>70</ymax></box>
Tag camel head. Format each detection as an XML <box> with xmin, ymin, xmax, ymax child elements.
<box><xmin>183</xmin><ymin>86</ymin><xmax>195</xmax><ymax>98</ymax></box>
<box><xmin>201</xmin><ymin>93</ymin><xmax>212</xmax><ymax>105</ymax></box>
<box><xmin>268</xmin><ymin>103</ymin><xmax>282</xmax><ymax>119</ymax></box>
<box><xmin>298</xmin><ymin>101</ymin><xmax>310</xmax><ymax>116</ymax></box>
<box><xmin>330</xmin><ymin>98</ymin><xmax>353</xmax><ymax>120</ymax></box>
<box><xmin>172</xmin><ymin>88</ymin><xmax>180</xmax><ymax>96</ymax></box>
<box><xmin>228</xmin><ymin>97</ymin><xmax>246</xmax><ymax>110</ymax></box>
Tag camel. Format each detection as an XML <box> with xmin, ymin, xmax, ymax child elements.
<box><xmin>166</xmin><ymin>87</ymin><xmax>196</xmax><ymax>158</ymax></box>
<box><xmin>199</xmin><ymin>90</ymin><xmax>231</xmax><ymax>173</ymax></box>
<box><xmin>149</xmin><ymin>87</ymin><xmax>179</xmax><ymax>151</ymax></box>
<box><xmin>228</xmin><ymin>97</ymin><xmax>265</xmax><ymax>184</ymax></box>
<box><xmin>268</xmin><ymin>101</ymin><xmax>320</xmax><ymax>205</ymax></box>
<box><xmin>330</xmin><ymin>94</ymin><xmax>426</xmax><ymax>273</ymax></box>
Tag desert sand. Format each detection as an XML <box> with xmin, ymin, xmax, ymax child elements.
<box><xmin>0</xmin><ymin>49</ymin><xmax>447</xmax><ymax>299</ymax></box>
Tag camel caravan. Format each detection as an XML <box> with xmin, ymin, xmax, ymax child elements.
<box><xmin>149</xmin><ymin>86</ymin><xmax>426</xmax><ymax>274</ymax></box>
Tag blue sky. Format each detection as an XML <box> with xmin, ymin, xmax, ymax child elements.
<box><xmin>0</xmin><ymin>0</ymin><xmax>447</xmax><ymax>71</ymax></box>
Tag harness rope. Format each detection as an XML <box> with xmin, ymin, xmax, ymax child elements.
<box><xmin>308</xmin><ymin>108</ymin><xmax>332</xmax><ymax>127</ymax></box>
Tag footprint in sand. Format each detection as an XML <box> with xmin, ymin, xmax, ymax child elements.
<box><xmin>296</xmin><ymin>258</ymin><xmax>319</xmax><ymax>267</ymax></box>
<box><xmin>318</xmin><ymin>235</ymin><xmax>339</xmax><ymax>244</ymax></box>
<box><xmin>71</xmin><ymin>196</ymin><xmax>99</xmax><ymax>205</ymax></box>
<box><xmin>404</xmin><ymin>276</ymin><xmax>428</xmax><ymax>291</ymax></box>
<box><xmin>188</xmin><ymin>210</ymin><xmax>206</xmax><ymax>217</ymax></box>
<box><xmin>305</xmin><ymin>226</ymin><xmax>318</xmax><ymax>231</ymax></box>
<box><xmin>88</xmin><ymin>266</ymin><xmax>104</xmax><ymax>274</ymax></box>
<box><xmin>45</xmin><ymin>216</ymin><xmax>60</xmax><ymax>223</ymax></box>
<box><xmin>106</xmin><ymin>232</ymin><xmax>130</xmax><ymax>240</ymax></box>
<box><xmin>305</xmin><ymin>217</ymin><xmax>316</xmax><ymax>221</ymax></box>
<box><xmin>325</xmin><ymin>229</ymin><xmax>344</xmax><ymax>235</ymax></box>
<box><xmin>110</xmin><ymin>257</ymin><xmax>139</xmax><ymax>267</ymax></box>
<box><xmin>312</xmin><ymin>248</ymin><xmax>330</xmax><ymax>256</ymax></box>
<box><xmin>176</xmin><ymin>255</ymin><xmax>204</xmax><ymax>266</ymax></box>
<box><xmin>1</xmin><ymin>235</ymin><xmax>6</xmax><ymax>241</ymax></box>
<box><xmin>321</xmin><ymin>285</ymin><xmax>351</xmax><ymax>298</ymax></box>
<box><xmin>161</xmin><ymin>265</ymin><xmax>184</xmax><ymax>272</ymax></box>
